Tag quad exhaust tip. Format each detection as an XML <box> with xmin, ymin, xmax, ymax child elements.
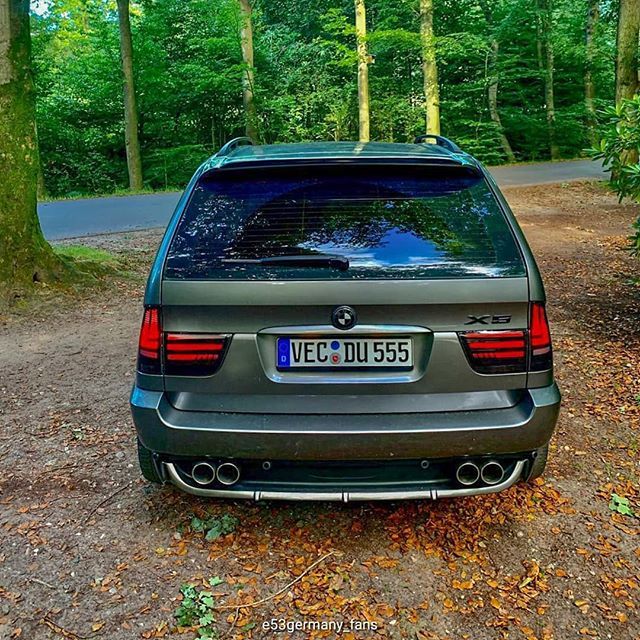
<box><xmin>456</xmin><ymin>462</ymin><xmax>480</xmax><ymax>486</ymax></box>
<box><xmin>217</xmin><ymin>462</ymin><xmax>241</xmax><ymax>486</ymax></box>
<box><xmin>192</xmin><ymin>462</ymin><xmax>216</xmax><ymax>486</ymax></box>
<box><xmin>456</xmin><ymin>460</ymin><xmax>505</xmax><ymax>487</ymax></box>
<box><xmin>481</xmin><ymin>461</ymin><xmax>505</xmax><ymax>486</ymax></box>
<box><xmin>193</xmin><ymin>459</ymin><xmax>501</xmax><ymax>490</ymax></box>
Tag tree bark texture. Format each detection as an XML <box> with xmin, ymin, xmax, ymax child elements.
<box><xmin>355</xmin><ymin>0</ymin><xmax>370</xmax><ymax>142</ymax></box>
<box><xmin>420</xmin><ymin>0</ymin><xmax>440</xmax><ymax>135</ymax></box>
<box><xmin>0</xmin><ymin>0</ymin><xmax>64</xmax><ymax>294</ymax></box>
<box><xmin>615</xmin><ymin>0</ymin><xmax>640</xmax><ymax>104</ymax></box>
<box><xmin>117</xmin><ymin>0</ymin><xmax>143</xmax><ymax>191</ymax></box>
<box><xmin>239</xmin><ymin>0</ymin><xmax>258</xmax><ymax>141</ymax></box>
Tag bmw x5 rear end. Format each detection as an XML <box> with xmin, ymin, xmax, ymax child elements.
<box><xmin>130</xmin><ymin>137</ymin><xmax>561</xmax><ymax>501</ymax></box>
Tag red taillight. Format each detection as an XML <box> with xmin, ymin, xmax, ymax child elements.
<box><xmin>138</xmin><ymin>307</ymin><xmax>162</xmax><ymax>374</ymax></box>
<box><xmin>529</xmin><ymin>302</ymin><xmax>552</xmax><ymax>371</ymax></box>
<box><xmin>459</xmin><ymin>303</ymin><xmax>553</xmax><ymax>374</ymax></box>
<box><xmin>164</xmin><ymin>334</ymin><xmax>229</xmax><ymax>376</ymax></box>
<box><xmin>460</xmin><ymin>330</ymin><xmax>527</xmax><ymax>374</ymax></box>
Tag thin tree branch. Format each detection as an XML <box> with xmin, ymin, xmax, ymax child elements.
<box><xmin>217</xmin><ymin>550</ymin><xmax>336</xmax><ymax>614</ymax></box>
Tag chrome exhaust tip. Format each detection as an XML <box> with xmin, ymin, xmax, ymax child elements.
<box><xmin>456</xmin><ymin>461</ymin><xmax>480</xmax><ymax>486</ymax></box>
<box><xmin>481</xmin><ymin>461</ymin><xmax>504</xmax><ymax>486</ymax></box>
<box><xmin>192</xmin><ymin>462</ymin><xmax>216</xmax><ymax>486</ymax></box>
<box><xmin>217</xmin><ymin>462</ymin><xmax>241</xmax><ymax>486</ymax></box>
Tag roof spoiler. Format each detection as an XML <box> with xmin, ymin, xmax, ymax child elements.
<box><xmin>216</xmin><ymin>136</ymin><xmax>255</xmax><ymax>157</ymax></box>
<box><xmin>414</xmin><ymin>134</ymin><xmax>463</xmax><ymax>154</ymax></box>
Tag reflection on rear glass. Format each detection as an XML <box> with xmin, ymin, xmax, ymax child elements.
<box><xmin>165</xmin><ymin>165</ymin><xmax>525</xmax><ymax>280</ymax></box>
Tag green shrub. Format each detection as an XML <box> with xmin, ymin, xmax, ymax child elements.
<box><xmin>143</xmin><ymin>145</ymin><xmax>212</xmax><ymax>191</ymax></box>
<box><xmin>591</xmin><ymin>97</ymin><xmax>640</xmax><ymax>256</ymax></box>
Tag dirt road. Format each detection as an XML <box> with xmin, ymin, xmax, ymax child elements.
<box><xmin>1</xmin><ymin>182</ymin><xmax>639</xmax><ymax>640</ymax></box>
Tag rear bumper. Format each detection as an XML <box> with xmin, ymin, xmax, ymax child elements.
<box><xmin>131</xmin><ymin>382</ymin><xmax>560</xmax><ymax>460</ymax></box>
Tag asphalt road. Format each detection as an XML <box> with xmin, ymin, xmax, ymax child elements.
<box><xmin>39</xmin><ymin>158</ymin><xmax>609</xmax><ymax>241</ymax></box>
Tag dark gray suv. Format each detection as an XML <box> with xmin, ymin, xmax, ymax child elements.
<box><xmin>130</xmin><ymin>136</ymin><xmax>560</xmax><ymax>501</ymax></box>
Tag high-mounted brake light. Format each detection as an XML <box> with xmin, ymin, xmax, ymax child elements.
<box><xmin>138</xmin><ymin>307</ymin><xmax>162</xmax><ymax>374</ymax></box>
<box><xmin>529</xmin><ymin>302</ymin><xmax>552</xmax><ymax>371</ymax></box>
<box><xmin>164</xmin><ymin>334</ymin><xmax>229</xmax><ymax>376</ymax></box>
<box><xmin>460</xmin><ymin>330</ymin><xmax>527</xmax><ymax>374</ymax></box>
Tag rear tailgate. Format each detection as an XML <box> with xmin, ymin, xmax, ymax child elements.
<box><xmin>160</xmin><ymin>162</ymin><xmax>529</xmax><ymax>414</ymax></box>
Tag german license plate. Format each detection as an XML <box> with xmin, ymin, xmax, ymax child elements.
<box><xmin>276</xmin><ymin>337</ymin><xmax>413</xmax><ymax>370</ymax></box>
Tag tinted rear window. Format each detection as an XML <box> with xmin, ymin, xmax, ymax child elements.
<box><xmin>164</xmin><ymin>165</ymin><xmax>525</xmax><ymax>280</ymax></box>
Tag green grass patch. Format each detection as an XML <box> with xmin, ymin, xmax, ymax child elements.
<box><xmin>54</xmin><ymin>244</ymin><xmax>124</xmax><ymax>282</ymax></box>
<box><xmin>54</xmin><ymin>245</ymin><xmax>119</xmax><ymax>266</ymax></box>
<box><xmin>41</xmin><ymin>186</ymin><xmax>180</xmax><ymax>203</ymax></box>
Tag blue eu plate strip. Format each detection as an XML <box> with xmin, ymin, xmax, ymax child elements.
<box><xmin>277</xmin><ymin>338</ymin><xmax>290</xmax><ymax>368</ymax></box>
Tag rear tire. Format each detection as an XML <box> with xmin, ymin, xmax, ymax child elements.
<box><xmin>137</xmin><ymin>438</ymin><xmax>163</xmax><ymax>483</ymax></box>
<box><xmin>526</xmin><ymin>443</ymin><xmax>549</xmax><ymax>481</ymax></box>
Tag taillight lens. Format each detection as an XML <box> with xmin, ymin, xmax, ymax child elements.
<box><xmin>529</xmin><ymin>302</ymin><xmax>552</xmax><ymax>371</ymax></box>
<box><xmin>459</xmin><ymin>303</ymin><xmax>553</xmax><ymax>374</ymax></box>
<box><xmin>164</xmin><ymin>334</ymin><xmax>229</xmax><ymax>376</ymax></box>
<box><xmin>138</xmin><ymin>307</ymin><xmax>162</xmax><ymax>374</ymax></box>
<box><xmin>137</xmin><ymin>308</ymin><xmax>230</xmax><ymax>376</ymax></box>
<box><xmin>460</xmin><ymin>330</ymin><xmax>527</xmax><ymax>374</ymax></box>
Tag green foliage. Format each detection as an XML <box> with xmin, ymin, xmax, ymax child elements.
<box><xmin>174</xmin><ymin>580</ymin><xmax>222</xmax><ymax>639</ymax></box>
<box><xmin>190</xmin><ymin>514</ymin><xmax>239</xmax><ymax>541</ymax></box>
<box><xmin>591</xmin><ymin>97</ymin><xmax>640</xmax><ymax>256</ymax></box>
<box><xmin>144</xmin><ymin>145</ymin><xmax>211</xmax><ymax>190</ymax></box>
<box><xmin>32</xmin><ymin>0</ymin><xmax>618</xmax><ymax>197</ymax></box>
<box><xmin>591</xmin><ymin>98</ymin><xmax>640</xmax><ymax>199</ymax></box>
<box><xmin>609</xmin><ymin>493</ymin><xmax>635</xmax><ymax>517</ymax></box>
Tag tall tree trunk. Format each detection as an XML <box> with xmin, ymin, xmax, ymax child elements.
<box><xmin>615</xmin><ymin>0</ymin><xmax>640</xmax><ymax>104</ymax></box>
<box><xmin>584</xmin><ymin>0</ymin><xmax>598</xmax><ymax>144</ymax></box>
<box><xmin>478</xmin><ymin>0</ymin><xmax>515</xmax><ymax>161</ymax></box>
<box><xmin>238</xmin><ymin>0</ymin><xmax>258</xmax><ymax>141</ymax></box>
<box><xmin>0</xmin><ymin>0</ymin><xmax>65</xmax><ymax>295</ymax></box>
<box><xmin>419</xmin><ymin>0</ymin><xmax>440</xmax><ymax>135</ymax></box>
<box><xmin>536</xmin><ymin>0</ymin><xmax>559</xmax><ymax>159</ymax></box>
<box><xmin>487</xmin><ymin>40</ymin><xmax>516</xmax><ymax>162</ymax></box>
<box><xmin>355</xmin><ymin>0</ymin><xmax>370</xmax><ymax>142</ymax></box>
<box><xmin>116</xmin><ymin>0</ymin><xmax>143</xmax><ymax>191</ymax></box>
<box><xmin>487</xmin><ymin>42</ymin><xmax>516</xmax><ymax>162</ymax></box>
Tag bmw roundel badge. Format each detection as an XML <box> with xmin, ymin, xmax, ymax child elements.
<box><xmin>332</xmin><ymin>305</ymin><xmax>357</xmax><ymax>330</ymax></box>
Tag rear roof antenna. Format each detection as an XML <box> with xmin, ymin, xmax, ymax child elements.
<box><xmin>217</xmin><ymin>136</ymin><xmax>255</xmax><ymax>157</ymax></box>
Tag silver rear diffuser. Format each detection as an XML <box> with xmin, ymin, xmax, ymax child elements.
<box><xmin>163</xmin><ymin>460</ymin><xmax>525</xmax><ymax>502</ymax></box>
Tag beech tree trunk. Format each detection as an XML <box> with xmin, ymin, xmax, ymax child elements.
<box><xmin>239</xmin><ymin>0</ymin><xmax>258</xmax><ymax>141</ymax></box>
<box><xmin>584</xmin><ymin>0</ymin><xmax>598</xmax><ymax>144</ymax></box>
<box><xmin>0</xmin><ymin>0</ymin><xmax>65</xmax><ymax>295</ymax></box>
<box><xmin>536</xmin><ymin>0</ymin><xmax>559</xmax><ymax>159</ymax></box>
<box><xmin>420</xmin><ymin>0</ymin><xmax>440</xmax><ymax>135</ymax></box>
<box><xmin>615</xmin><ymin>0</ymin><xmax>640</xmax><ymax>104</ymax></box>
<box><xmin>487</xmin><ymin>41</ymin><xmax>516</xmax><ymax>162</ymax></box>
<box><xmin>116</xmin><ymin>0</ymin><xmax>143</xmax><ymax>191</ymax></box>
<box><xmin>355</xmin><ymin>0</ymin><xmax>370</xmax><ymax>142</ymax></box>
<box><xmin>478</xmin><ymin>0</ymin><xmax>515</xmax><ymax>161</ymax></box>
